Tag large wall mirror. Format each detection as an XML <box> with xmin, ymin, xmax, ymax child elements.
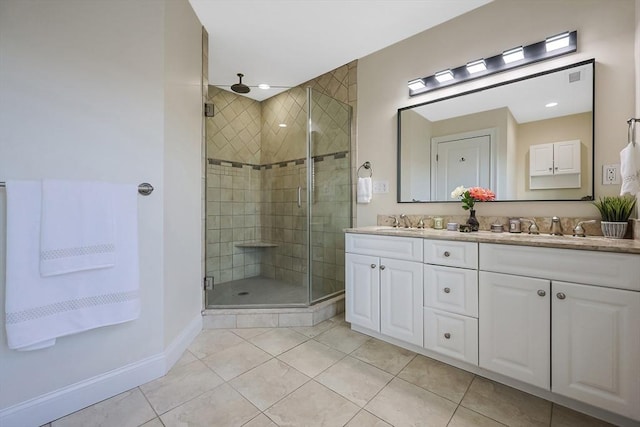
<box><xmin>398</xmin><ymin>59</ymin><xmax>594</xmax><ymax>202</ymax></box>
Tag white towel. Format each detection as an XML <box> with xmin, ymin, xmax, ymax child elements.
<box><xmin>40</xmin><ymin>180</ymin><xmax>116</xmax><ymax>277</ymax></box>
<box><xmin>357</xmin><ymin>177</ymin><xmax>372</xmax><ymax>204</ymax></box>
<box><xmin>620</xmin><ymin>141</ymin><xmax>640</xmax><ymax>196</ymax></box>
<box><xmin>5</xmin><ymin>180</ymin><xmax>140</xmax><ymax>351</ymax></box>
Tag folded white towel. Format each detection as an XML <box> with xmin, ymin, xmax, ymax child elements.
<box><xmin>5</xmin><ymin>180</ymin><xmax>140</xmax><ymax>351</ymax></box>
<box><xmin>40</xmin><ymin>180</ymin><xmax>116</xmax><ymax>277</ymax></box>
<box><xmin>357</xmin><ymin>177</ymin><xmax>372</xmax><ymax>204</ymax></box>
<box><xmin>620</xmin><ymin>141</ymin><xmax>640</xmax><ymax>196</ymax></box>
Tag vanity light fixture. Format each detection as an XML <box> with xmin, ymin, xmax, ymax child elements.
<box><xmin>408</xmin><ymin>30</ymin><xmax>577</xmax><ymax>97</ymax></box>
<box><xmin>435</xmin><ymin>69</ymin><xmax>454</xmax><ymax>83</ymax></box>
<box><xmin>408</xmin><ymin>78</ymin><xmax>426</xmax><ymax>91</ymax></box>
<box><xmin>466</xmin><ymin>59</ymin><xmax>487</xmax><ymax>74</ymax></box>
<box><xmin>545</xmin><ymin>32</ymin><xmax>570</xmax><ymax>52</ymax></box>
<box><xmin>502</xmin><ymin>46</ymin><xmax>524</xmax><ymax>64</ymax></box>
<box><xmin>258</xmin><ymin>83</ymin><xmax>271</xmax><ymax>90</ymax></box>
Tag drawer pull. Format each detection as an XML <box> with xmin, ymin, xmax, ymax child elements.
<box><xmin>443</xmin><ymin>251</ymin><xmax>450</xmax><ymax>257</ymax></box>
<box><xmin>370</xmin><ymin>264</ymin><xmax>376</xmax><ymax>269</ymax></box>
<box><xmin>537</xmin><ymin>290</ymin><xmax>546</xmax><ymax>297</ymax></box>
<box><xmin>380</xmin><ymin>265</ymin><xmax>386</xmax><ymax>270</ymax></box>
<box><xmin>557</xmin><ymin>292</ymin><xmax>566</xmax><ymax>300</ymax></box>
<box><xmin>444</xmin><ymin>333</ymin><xmax>451</xmax><ymax>339</ymax></box>
<box><xmin>443</xmin><ymin>287</ymin><xmax>451</xmax><ymax>294</ymax></box>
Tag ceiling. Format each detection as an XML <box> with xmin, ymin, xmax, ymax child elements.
<box><xmin>189</xmin><ymin>0</ymin><xmax>492</xmax><ymax>101</ymax></box>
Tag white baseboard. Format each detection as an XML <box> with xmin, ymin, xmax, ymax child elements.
<box><xmin>0</xmin><ymin>314</ymin><xmax>203</xmax><ymax>427</ymax></box>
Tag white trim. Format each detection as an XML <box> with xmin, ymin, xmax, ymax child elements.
<box><xmin>0</xmin><ymin>314</ymin><xmax>202</xmax><ymax>427</ymax></box>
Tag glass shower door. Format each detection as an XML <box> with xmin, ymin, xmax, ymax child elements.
<box><xmin>307</xmin><ymin>88</ymin><xmax>352</xmax><ymax>303</ymax></box>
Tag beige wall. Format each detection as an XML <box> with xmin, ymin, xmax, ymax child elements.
<box><xmin>0</xmin><ymin>0</ymin><xmax>203</xmax><ymax>424</ymax></box>
<box><xmin>357</xmin><ymin>0</ymin><xmax>636</xmax><ymax>225</ymax></box>
<box><xmin>516</xmin><ymin>113</ymin><xmax>593</xmax><ymax>199</ymax></box>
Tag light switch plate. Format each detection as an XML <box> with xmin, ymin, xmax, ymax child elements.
<box><xmin>372</xmin><ymin>180</ymin><xmax>389</xmax><ymax>193</ymax></box>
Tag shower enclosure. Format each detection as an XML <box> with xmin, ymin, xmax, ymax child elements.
<box><xmin>204</xmin><ymin>86</ymin><xmax>352</xmax><ymax>307</ymax></box>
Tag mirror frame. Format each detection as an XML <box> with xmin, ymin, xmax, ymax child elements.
<box><xmin>397</xmin><ymin>59</ymin><xmax>595</xmax><ymax>203</ymax></box>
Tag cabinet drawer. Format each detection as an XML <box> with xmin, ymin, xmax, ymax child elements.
<box><xmin>480</xmin><ymin>243</ymin><xmax>640</xmax><ymax>291</ymax></box>
<box><xmin>424</xmin><ymin>307</ymin><xmax>478</xmax><ymax>365</ymax></box>
<box><xmin>346</xmin><ymin>233</ymin><xmax>423</xmax><ymax>262</ymax></box>
<box><xmin>424</xmin><ymin>265</ymin><xmax>478</xmax><ymax>317</ymax></box>
<box><xmin>424</xmin><ymin>239</ymin><xmax>478</xmax><ymax>269</ymax></box>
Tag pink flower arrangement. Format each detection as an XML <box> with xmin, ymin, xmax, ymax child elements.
<box><xmin>451</xmin><ymin>186</ymin><xmax>496</xmax><ymax>210</ymax></box>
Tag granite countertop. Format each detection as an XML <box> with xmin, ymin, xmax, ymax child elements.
<box><xmin>345</xmin><ymin>226</ymin><xmax>640</xmax><ymax>254</ymax></box>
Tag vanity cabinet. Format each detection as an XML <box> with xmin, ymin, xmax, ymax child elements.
<box><xmin>480</xmin><ymin>243</ymin><xmax>640</xmax><ymax>420</ymax></box>
<box><xmin>423</xmin><ymin>240</ymin><xmax>479</xmax><ymax>364</ymax></box>
<box><xmin>345</xmin><ymin>232</ymin><xmax>640</xmax><ymax>422</ymax></box>
<box><xmin>345</xmin><ymin>234</ymin><xmax>423</xmax><ymax>345</ymax></box>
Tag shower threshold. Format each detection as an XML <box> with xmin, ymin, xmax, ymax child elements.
<box><xmin>202</xmin><ymin>293</ymin><xmax>345</xmax><ymax>329</ymax></box>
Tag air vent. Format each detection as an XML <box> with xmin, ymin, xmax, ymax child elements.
<box><xmin>568</xmin><ymin>71</ymin><xmax>581</xmax><ymax>83</ymax></box>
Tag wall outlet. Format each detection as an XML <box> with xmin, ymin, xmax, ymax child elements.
<box><xmin>602</xmin><ymin>164</ymin><xmax>620</xmax><ymax>185</ymax></box>
<box><xmin>372</xmin><ymin>180</ymin><xmax>389</xmax><ymax>193</ymax></box>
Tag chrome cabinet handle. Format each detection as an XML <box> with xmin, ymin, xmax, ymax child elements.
<box><xmin>370</xmin><ymin>264</ymin><xmax>376</xmax><ymax>269</ymax></box>
<box><xmin>557</xmin><ymin>292</ymin><xmax>566</xmax><ymax>300</ymax></box>
<box><xmin>537</xmin><ymin>290</ymin><xmax>546</xmax><ymax>297</ymax></box>
<box><xmin>443</xmin><ymin>251</ymin><xmax>450</xmax><ymax>257</ymax></box>
<box><xmin>380</xmin><ymin>265</ymin><xmax>386</xmax><ymax>270</ymax></box>
<box><xmin>444</xmin><ymin>333</ymin><xmax>451</xmax><ymax>339</ymax></box>
<box><xmin>443</xmin><ymin>287</ymin><xmax>451</xmax><ymax>294</ymax></box>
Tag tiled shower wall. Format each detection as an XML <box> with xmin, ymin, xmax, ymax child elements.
<box><xmin>205</xmin><ymin>62</ymin><xmax>356</xmax><ymax>298</ymax></box>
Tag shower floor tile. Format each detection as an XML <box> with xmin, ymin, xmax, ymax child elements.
<box><xmin>207</xmin><ymin>276</ymin><xmax>308</xmax><ymax>306</ymax></box>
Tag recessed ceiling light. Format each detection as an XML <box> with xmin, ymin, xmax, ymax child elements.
<box><xmin>279</xmin><ymin>123</ymin><xmax>287</xmax><ymax>128</ymax></box>
<box><xmin>434</xmin><ymin>70</ymin><xmax>454</xmax><ymax>83</ymax></box>
<box><xmin>545</xmin><ymin>102</ymin><xmax>558</xmax><ymax>108</ymax></box>
<box><xmin>466</xmin><ymin>59</ymin><xmax>486</xmax><ymax>74</ymax></box>
<box><xmin>502</xmin><ymin>46</ymin><xmax>524</xmax><ymax>64</ymax></box>
<box><xmin>258</xmin><ymin>83</ymin><xmax>270</xmax><ymax>90</ymax></box>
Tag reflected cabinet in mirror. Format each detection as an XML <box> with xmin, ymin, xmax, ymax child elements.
<box><xmin>398</xmin><ymin>59</ymin><xmax>594</xmax><ymax>202</ymax></box>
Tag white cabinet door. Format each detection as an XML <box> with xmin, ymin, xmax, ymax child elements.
<box><xmin>553</xmin><ymin>140</ymin><xmax>581</xmax><ymax>175</ymax></box>
<box><xmin>529</xmin><ymin>143</ymin><xmax>554</xmax><ymax>176</ymax></box>
<box><xmin>346</xmin><ymin>253</ymin><xmax>380</xmax><ymax>332</ymax></box>
<box><xmin>380</xmin><ymin>258</ymin><xmax>423</xmax><ymax>346</ymax></box>
<box><xmin>479</xmin><ymin>271</ymin><xmax>550</xmax><ymax>389</ymax></box>
<box><xmin>552</xmin><ymin>281</ymin><xmax>640</xmax><ymax>420</ymax></box>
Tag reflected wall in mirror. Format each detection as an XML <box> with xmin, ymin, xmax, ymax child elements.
<box><xmin>398</xmin><ymin>60</ymin><xmax>594</xmax><ymax>202</ymax></box>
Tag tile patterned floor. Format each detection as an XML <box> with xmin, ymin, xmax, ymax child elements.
<box><xmin>47</xmin><ymin>315</ymin><xmax>615</xmax><ymax>427</ymax></box>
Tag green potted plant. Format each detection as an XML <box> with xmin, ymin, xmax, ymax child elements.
<box><xmin>592</xmin><ymin>195</ymin><xmax>637</xmax><ymax>238</ymax></box>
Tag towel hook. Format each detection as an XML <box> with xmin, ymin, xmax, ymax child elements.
<box><xmin>357</xmin><ymin>161</ymin><xmax>373</xmax><ymax>178</ymax></box>
<box><xmin>628</xmin><ymin>118</ymin><xmax>639</xmax><ymax>147</ymax></box>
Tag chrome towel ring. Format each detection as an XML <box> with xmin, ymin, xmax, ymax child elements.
<box><xmin>357</xmin><ymin>161</ymin><xmax>372</xmax><ymax>178</ymax></box>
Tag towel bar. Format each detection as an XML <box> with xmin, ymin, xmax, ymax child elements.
<box><xmin>0</xmin><ymin>181</ymin><xmax>154</xmax><ymax>196</ymax></box>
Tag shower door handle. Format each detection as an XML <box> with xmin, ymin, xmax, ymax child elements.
<box><xmin>297</xmin><ymin>186</ymin><xmax>302</xmax><ymax>208</ymax></box>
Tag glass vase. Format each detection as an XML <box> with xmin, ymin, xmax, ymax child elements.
<box><xmin>467</xmin><ymin>209</ymin><xmax>479</xmax><ymax>231</ymax></box>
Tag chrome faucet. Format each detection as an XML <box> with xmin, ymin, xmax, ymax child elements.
<box><xmin>519</xmin><ymin>218</ymin><xmax>540</xmax><ymax>234</ymax></box>
<box><xmin>388</xmin><ymin>215</ymin><xmax>400</xmax><ymax>228</ymax></box>
<box><xmin>572</xmin><ymin>220</ymin><xmax>597</xmax><ymax>237</ymax></box>
<box><xmin>400</xmin><ymin>214</ymin><xmax>412</xmax><ymax>228</ymax></box>
<box><xmin>550</xmin><ymin>216</ymin><xmax>563</xmax><ymax>236</ymax></box>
